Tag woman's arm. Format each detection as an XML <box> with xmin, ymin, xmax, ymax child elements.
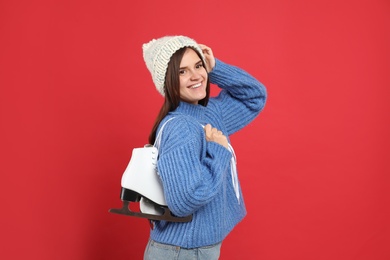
<box><xmin>157</xmin><ymin>117</ymin><xmax>232</xmax><ymax>217</ymax></box>
<box><xmin>210</xmin><ymin>59</ymin><xmax>267</xmax><ymax>135</ymax></box>
<box><xmin>199</xmin><ymin>44</ymin><xmax>267</xmax><ymax>135</ymax></box>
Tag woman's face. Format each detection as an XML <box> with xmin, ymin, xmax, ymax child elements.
<box><xmin>179</xmin><ymin>48</ymin><xmax>208</xmax><ymax>105</ymax></box>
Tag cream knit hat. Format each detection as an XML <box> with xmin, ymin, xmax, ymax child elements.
<box><xmin>142</xmin><ymin>35</ymin><xmax>205</xmax><ymax>96</ymax></box>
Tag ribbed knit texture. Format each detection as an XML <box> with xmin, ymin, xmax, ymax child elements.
<box><xmin>150</xmin><ymin>58</ymin><xmax>267</xmax><ymax>248</ymax></box>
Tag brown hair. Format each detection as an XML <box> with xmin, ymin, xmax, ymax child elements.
<box><xmin>148</xmin><ymin>47</ymin><xmax>210</xmax><ymax>144</ymax></box>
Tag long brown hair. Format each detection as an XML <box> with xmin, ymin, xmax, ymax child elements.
<box><xmin>148</xmin><ymin>47</ymin><xmax>210</xmax><ymax>144</ymax></box>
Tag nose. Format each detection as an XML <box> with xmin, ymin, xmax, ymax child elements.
<box><xmin>190</xmin><ymin>69</ymin><xmax>201</xmax><ymax>80</ymax></box>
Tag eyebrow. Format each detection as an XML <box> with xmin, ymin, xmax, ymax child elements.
<box><xmin>179</xmin><ymin>59</ymin><xmax>202</xmax><ymax>70</ymax></box>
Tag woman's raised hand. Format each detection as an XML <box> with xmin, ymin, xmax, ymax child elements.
<box><xmin>198</xmin><ymin>44</ymin><xmax>215</xmax><ymax>72</ymax></box>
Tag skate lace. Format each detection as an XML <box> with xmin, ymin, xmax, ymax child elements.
<box><xmin>154</xmin><ymin>117</ymin><xmax>176</xmax><ymax>149</ymax></box>
<box><xmin>227</xmin><ymin>143</ymin><xmax>240</xmax><ymax>204</ymax></box>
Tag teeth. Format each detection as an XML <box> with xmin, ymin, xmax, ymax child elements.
<box><xmin>191</xmin><ymin>83</ymin><xmax>201</xmax><ymax>89</ymax></box>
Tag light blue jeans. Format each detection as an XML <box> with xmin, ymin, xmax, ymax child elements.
<box><xmin>143</xmin><ymin>239</ymin><xmax>222</xmax><ymax>260</ymax></box>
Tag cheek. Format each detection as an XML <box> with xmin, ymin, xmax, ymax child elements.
<box><xmin>179</xmin><ymin>77</ymin><xmax>186</xmax><ymax>90</ymax></box>
<box><xmin>201</xmin><ymin>69</ymin><xmax>208</xmax><ymax>80</ymax></box>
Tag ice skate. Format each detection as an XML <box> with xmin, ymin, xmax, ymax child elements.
<box><xmin>109</xmin><ymin>145</ymin><xmax>192</xmax><ymax>222</ymax></box>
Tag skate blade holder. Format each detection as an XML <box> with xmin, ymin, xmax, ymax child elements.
<box><xmin>109</xmin><ymin>189</ymin><xmax>193</xmax><ymax>223</ymax></box>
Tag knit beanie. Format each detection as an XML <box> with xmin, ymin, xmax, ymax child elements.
<box><xmin>142</xmin><ymin>35</ymin><xmax>206</xmax><ymax>96</ymax></box>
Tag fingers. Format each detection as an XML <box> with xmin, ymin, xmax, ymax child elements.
<box><xmin>204</xmin><ymin>123</ymin><xmax>211</xmax><ymax>130</ymax></box>
<box><xmin>198</xmin><ymin>44</ymin><xmax>212</xmax><ymax>56</ymax></box>
<box><xmin>204</xmin><ymin>124</ymin><xmax>212</xmax><ymax>140</ymax></box>
<box><xmin>198</xmin><ymin>44</ymin><xmax>215</xmax><ymax>72</ymax></box>
<box><xmin>204</xmin><ymin>124</ymin><xmax>221</xmax><ymax>135</ymax></box>
<box><xmin>204</xmin><ymin>124</ymin><xmax>218</xmax><ymax>136</ymax></box>
<box><xmin>204</xmin><ymin>124</ymin><xmax>228</xmax><ymax>148</ymax></box>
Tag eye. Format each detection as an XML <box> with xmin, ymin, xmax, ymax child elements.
<box><xmin>179</xmin><ymin>69</ymin><xmax>186</xmax><ymax>75</ymax></box>
<box><xmin>195</xmin><ymin>63</ymin><xmax>203</xmax><ymax>69</ymax></box>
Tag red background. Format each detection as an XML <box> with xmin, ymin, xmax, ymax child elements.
<box><xmin>1</xmin><ymin>0</ymin><xmax>389</xmax><ymax>259</ymax></box>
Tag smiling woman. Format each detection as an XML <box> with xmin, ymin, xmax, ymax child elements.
<box><xmin>1</xmin><ymin>0</ymin><xmax>389</xmax><ymax>259</ymax></box>
<box><xmin>130</xmin><ymin>35</ymin><xmax>267</xmax><ymax>259</ymax></box>
<box><xmin>178</xmin><ymin>48</ymin><xmax>208</xmax><ymax>104</ymax></box>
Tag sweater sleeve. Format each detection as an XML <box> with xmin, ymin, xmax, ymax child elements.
<box><xmin>209</xmin><ymin>59</ymin><xmax>267</xmax><ymax>135</ymax></box>
<box><xmin>156</xmin><ymin>117</ymin><xmax>232</xmax><ymax>217</ymax></box>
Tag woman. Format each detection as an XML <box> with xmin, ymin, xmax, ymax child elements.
<box><xmin>142</xmin><ymin>35</ymin><xmax>267</xmax><ymax>259</ymax></box>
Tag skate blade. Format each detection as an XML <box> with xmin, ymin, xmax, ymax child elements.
<box><xmin>109</xmin><ymin>201</ymin><xmax>192</xmax><ymax>223</ymax></box>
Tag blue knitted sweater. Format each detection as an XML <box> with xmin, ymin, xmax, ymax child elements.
<box><xmin>150</xmin><ymin>58</ymin><xmax>267</xmax><ymax>248</ymax></box>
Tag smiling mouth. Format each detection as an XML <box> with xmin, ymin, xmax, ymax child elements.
<box><xmin>190</xmin><ymin>82</ymin><xmax>202</xmax><ymax>89</ymax></box>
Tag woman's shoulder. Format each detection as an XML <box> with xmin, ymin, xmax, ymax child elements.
<box><xmin>158</xmin><ymin>115</ymin><xmax>204</xmax><ymax>151</ymax></box>
<box><xmin>162</xmin><ymin>115</ymin><xmax>203</xmax><ymax>135</ymax></box>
